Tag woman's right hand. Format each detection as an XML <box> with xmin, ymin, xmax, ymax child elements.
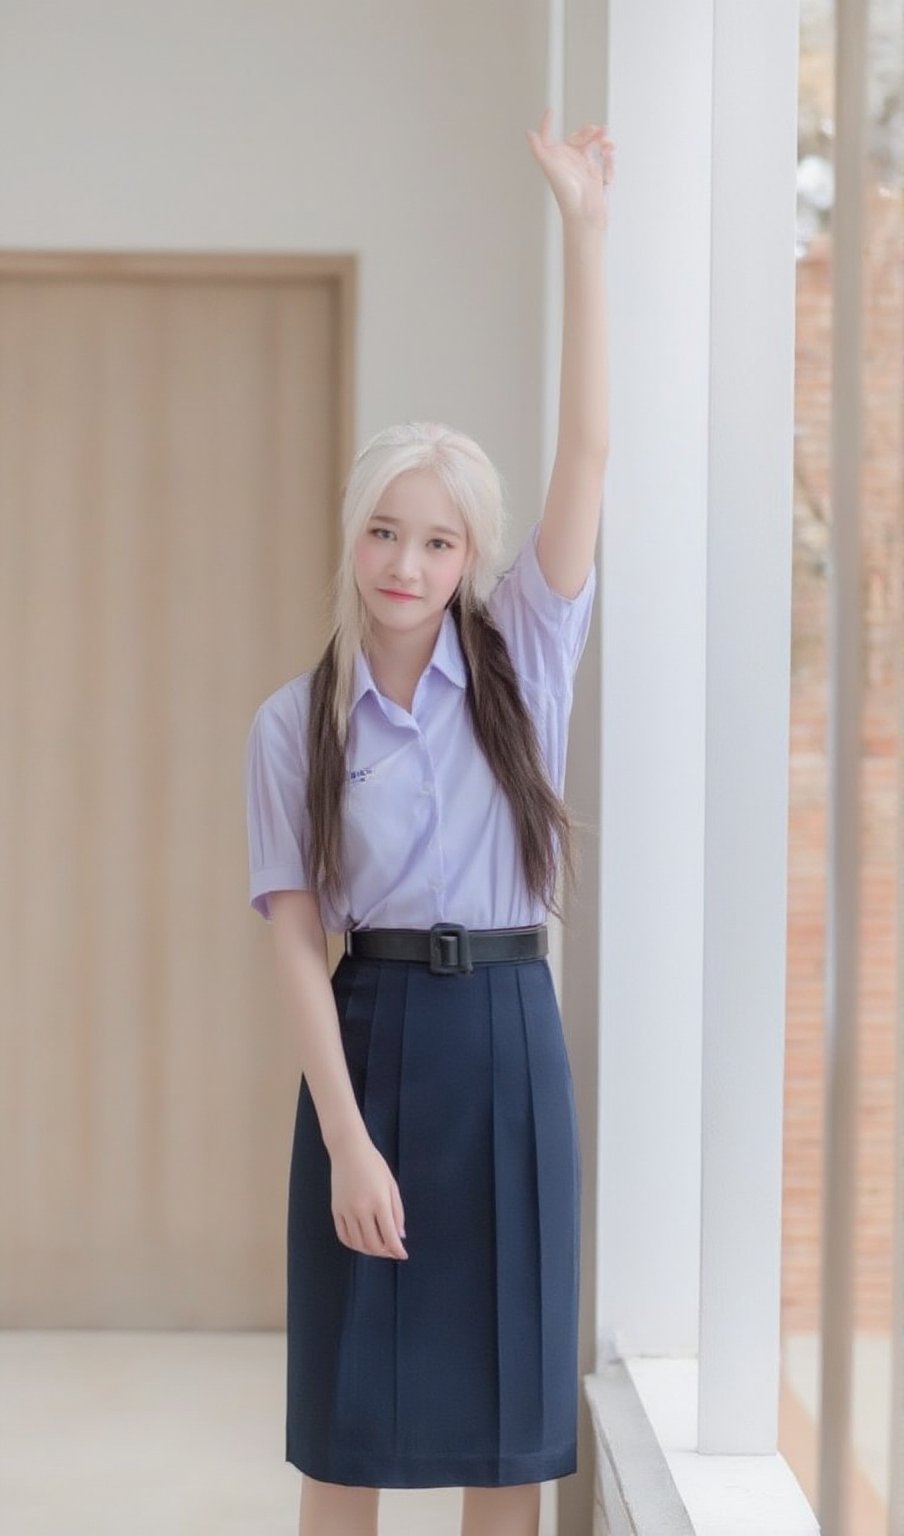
<box><xmin>330</xmin><ymin>1128</ymin><xmax>408</xmax><ymax>1260</ymax></box>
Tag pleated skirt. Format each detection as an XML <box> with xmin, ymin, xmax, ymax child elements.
<box><xmin>285</xmin><ymin>944</ymin><xmax>581</xmax><ymax>1488</ymax></box>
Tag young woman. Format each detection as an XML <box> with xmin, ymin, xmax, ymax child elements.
<box><xmin>245</xmin><ymin>108</ymin><xmax>613</xmax><ymax>1536</ymax></box>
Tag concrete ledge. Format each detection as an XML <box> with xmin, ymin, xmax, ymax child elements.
<box><xmin>584</xmin><ymin>1359</ymin><xmax>696</xmax><ymax>1535</ymax></box>
<box><xmin>584</xmin><ymin>1359</ymin><xmax>820</xmax><ymax>1535</ymax></box>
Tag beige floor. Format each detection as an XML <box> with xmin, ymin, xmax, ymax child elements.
<box><xmin>0</xmin><ymin>1331</ymin><xmax>559</xmax><ymax>1535</ymax></box>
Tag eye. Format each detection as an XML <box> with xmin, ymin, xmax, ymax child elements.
<box><xmin>369</xmin><ymin>527</ymin><xmax>452</xmax><ymax>550</ymax></box>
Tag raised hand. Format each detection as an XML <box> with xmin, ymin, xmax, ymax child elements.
<box><xmin>526</xmin><ymin>106</ymin><xmax>616</xmax><ymax>231</ymax></box>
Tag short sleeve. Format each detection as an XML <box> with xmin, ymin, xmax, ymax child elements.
<box><xmin>244</xmin><ymin>687</ymin><xmax>313</xmax><ymax>922</ymax></box>
<box><xmin>485</xmin><ymin>519</ymin><xmax>597</xmax><ymax>692</ymax></box>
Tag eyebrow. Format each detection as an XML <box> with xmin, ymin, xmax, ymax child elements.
<box><xmin>369</xmin><ymin>514</ymin><xmax>462</xmax><ymax>539</ymax></box>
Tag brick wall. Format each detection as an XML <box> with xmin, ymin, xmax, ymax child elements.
<box><xmin>783</xmin><ymin>182</ymin><xmax>902</xmax><ymax>1330</ymax></box>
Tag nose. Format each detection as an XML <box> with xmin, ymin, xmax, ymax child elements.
<box><xmin>389</xmin><ymin>545</ymin><xmax>420</xmax><ymax>580</ymax></box>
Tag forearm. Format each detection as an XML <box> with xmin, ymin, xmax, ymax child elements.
<box><xmin>558</xmin><ymin>220</ymin><xmax>609</xmax><ymax>459</ymax></box>
<box><xmin>274</xmin><ymin>934</ymin><xmax>367</xmax><ymax>1156</ymax></box>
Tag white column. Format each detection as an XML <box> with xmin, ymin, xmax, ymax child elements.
<box><xmin>578</xmin><ymin>0</ymin><xmax>800</xmax><ymax>1456</ymax></box>
<box><xmin>696</xmin><ymin>0</ymin><xmax>801</xmax><ymax>1453</ymax></box>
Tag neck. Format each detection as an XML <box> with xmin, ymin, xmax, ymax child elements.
<box><xmin>364</xmin><ymin>608</ymin><xmax>447</xmax><ymax>694</ymax></box>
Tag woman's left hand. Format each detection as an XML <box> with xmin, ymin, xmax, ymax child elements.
<box><xmin>526</xmin><ymin>107</ymin><xmax>616</xmax><ymax>231</ymax></box>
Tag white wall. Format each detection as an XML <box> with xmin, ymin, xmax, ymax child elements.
<box><xmin>0</xmin><ymin>0</ymin><xmax>550</xmax><ymax>556</ymax></box>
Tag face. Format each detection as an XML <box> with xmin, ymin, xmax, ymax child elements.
<box><xmin>353</xmin><ymin>468</ymin><xmax>472</xmax><ymax>628</ymax></box>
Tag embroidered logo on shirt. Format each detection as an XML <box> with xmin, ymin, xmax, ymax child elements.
<box><xmin>348</xmin><ymin>764</ymin><xmax>377</xmax><ymax>784</ymax></box>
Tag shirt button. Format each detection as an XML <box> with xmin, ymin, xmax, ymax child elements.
<box><xmin>429</xmin><ymin>880</ymin><xmax>444</xmax><ymax>891</ymax></box>
<box><xmin>421</xmin><ymin>783</ymin><xmax>433</xmax><ymax>795</ymax></box>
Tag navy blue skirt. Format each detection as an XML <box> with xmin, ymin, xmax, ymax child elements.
<box><xmin>285</xmin><ymin>944</ymin><xmax>581</xmax><ymax>1488</ymax></box>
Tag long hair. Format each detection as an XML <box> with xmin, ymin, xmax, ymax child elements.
<box><xmin>306</xmin><ymin>420</ymin><xmax>583</xmax><ymax>924</ymax></box>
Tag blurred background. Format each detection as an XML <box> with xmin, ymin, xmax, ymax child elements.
<box><xmin>783</xmin><ymin>3</ymin><xmax>902</xmax><ymax>1533</ymax></box>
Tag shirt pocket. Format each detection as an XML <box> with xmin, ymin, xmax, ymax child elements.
<box><xmin>342</xmin><ymin>747</ymin><xmax>424</xmax><ymax>887</ymax></box>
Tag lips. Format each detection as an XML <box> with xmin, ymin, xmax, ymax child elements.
<box><xmin>379</xmin><ymin>589</ymin><xmax>420</xmax><ymax>601</ymax></box>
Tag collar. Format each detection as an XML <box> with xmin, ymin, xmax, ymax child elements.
<box><xmin>350</xmin><ymin>606</ymin><xmax>467</xmax><ymax>713</ymax></box>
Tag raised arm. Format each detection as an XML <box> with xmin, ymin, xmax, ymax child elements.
<box><xmin>526</xmin><ymin>107</ymin><xmax>614</xmax><ymax>598</ymax></box>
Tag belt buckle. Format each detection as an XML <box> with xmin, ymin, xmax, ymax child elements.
<box><xmin>428</xmin><ymin>922</ymin><xmax>473</xmax><ymax>975</ymax></box>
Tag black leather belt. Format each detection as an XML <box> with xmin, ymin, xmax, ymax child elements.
<box><xmin>343</xmin><ymin>922</ymin><xmax>548</xmax><ymax>976</ymax></box>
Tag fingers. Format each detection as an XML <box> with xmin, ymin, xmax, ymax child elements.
<box><xmin>531</xmin><ymin>109</ymin><xmax>616</xmax><ymax>152</ymax></box>
<box><xmin>525</xmin><ymin>105</ymin><xmax>554</xmax><ymax>151</ymax></box>
<box><xmin>335</xmin><ymin>1210</ymin><xmax>366</xmax><ymax>1252</ymax></box>
<box><xmin>334</xmin><ymin>1206</ymin><xmax>408</xmax><ymax>1260</ymax></box>
<box><xmin>330</xmin><ymin>1146</ymin><xmax>408</xmax><ymax>1260</ymax></box>
<box><xmin>390</xmin><ymin>1183</ymin><xmax>406</xmax><ymax>1243</ymax></box>
<box><xmin>374</xmin><ymin>1209</ymin><xmax>408</xmax><ymax>1260</ymax></box>
<box><xmin>363</xmin><ymin>1213</ymin><xmax>383</xmax><ymax>1254</ymax></box>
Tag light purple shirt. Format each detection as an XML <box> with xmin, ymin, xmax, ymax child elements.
<box><xmin>245</xmin><ymin>518</ymin><xmax>596</xmax><ymax>932</ymax></box>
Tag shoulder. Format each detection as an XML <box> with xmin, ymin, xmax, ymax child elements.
<box><xmin>488</xmin><ymin>519</ymin><xmax>596</xmax><ymax>618</ymax></box>
<box><xmin>244</xmin><ymin>670</ymin><xmax>319</xmax><ymax>789</ymax></box>
<box><xmin>249</xmin><ymin>669</ymin><xmax>314</xmax><ymax>737</ymax></box>
<box><xmin>244</xmin><ymin>672</ymin><xmax>320</xmax><ymax>922</ymax></box>
<box><xmin>484</xmin><ymin>519</ymin><xmax>597</xmax><ymax>688</ymax></box>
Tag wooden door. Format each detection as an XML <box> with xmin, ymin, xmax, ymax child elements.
<box><xmin>0</xmin><ymin>252</ymin><xmax>355</xmax><ymax>1324</ymax></box>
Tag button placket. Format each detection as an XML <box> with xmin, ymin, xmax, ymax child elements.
<box><xmin>421</xmin><ymin>742</ymin><xmax>443</xmax><ymax>889</ymax></box>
